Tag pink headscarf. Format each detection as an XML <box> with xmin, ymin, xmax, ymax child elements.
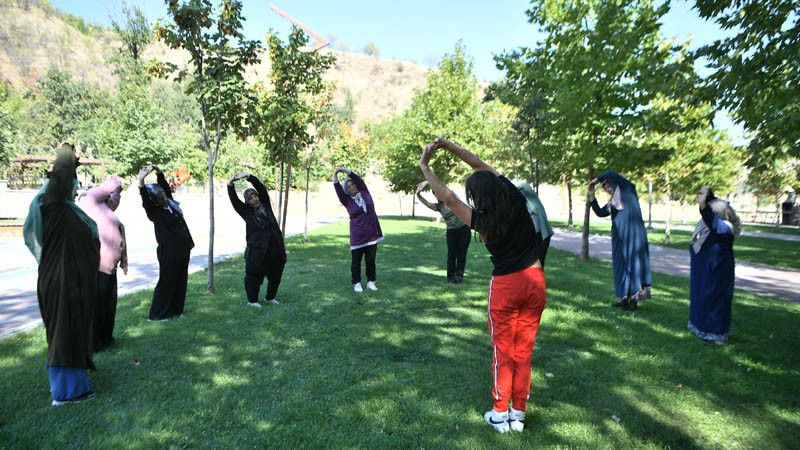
<box><xmin>79</xmin><ymin>176</ymin><xmax>127</xmax><ymax>275</ymax></box>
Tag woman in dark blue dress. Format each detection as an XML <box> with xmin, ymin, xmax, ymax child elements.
<box><xmin>688</xmin><ymin>186</ymin><xmax>741</xmax><ymax>344</ymax></box>
<box><xmin>588</xmin><ymin>170</ymin><xmax>652</xmax><ymax>311</ymax></box>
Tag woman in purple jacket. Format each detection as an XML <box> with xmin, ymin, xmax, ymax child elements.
<box><xmin>334</xmin><ymin>166</ymin><xmax>383</xmax><ymax>293</ymax></box>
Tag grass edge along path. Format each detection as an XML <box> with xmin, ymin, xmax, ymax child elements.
<box><xmin>1</xmin><ymin>218</ymin><xmax>799</xmax><ymax>449</ymax></box>
<box><xmin>550</xmin><ymin>219</ymin><xmax>800</xmax><ymax>271</ymax></box>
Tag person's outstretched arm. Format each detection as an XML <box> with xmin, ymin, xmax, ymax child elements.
<box><xmin>591</xmin><ymin>170</ymin><xmax>626</xmax><ymax>188</ymax></box>
<box><xmin>418</xmin><ymin>143</ymin><xmax>472</xmax><ymax>226</ymax></box>
<box><xmin>415</xmin><ymin>181</ymin><xmax>438</xmax><ymax>212</ymax></box>
<box><xmin>248</xmin><ymin>174</ymin><xmax>278</xmax><ymax>221</ymax></box>
<box><xmin>434</xmin><ymin>138</ymin><xmax>500</xmax><ymax>176</ymax></box>
<box><xmin>152</xmin><ymin>166</ymin><xmax>173</xmax><ymax>200</ymax></box>
<box><xmin>227</xmin><ymin>173</ymin><xmax>249</xmax><ymax>219</ymax></box>
<box><xmin>333</xmin><ymin>166</ymin><xmax>349</xmax><ymax>206</ymax></box>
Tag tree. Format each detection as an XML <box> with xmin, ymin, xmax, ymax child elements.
<box><xmin>363</xmin><ymin>42</ymin><xmax>379</xmax><ymax>57</ymax></box>
<box><xmin>694</xmin><ymin>0</ymin><xmax>800</xmax><ymax>164</ymax></box>
<box><xmin>639</xmin><ymin>101</ymin><xmax>741</xmax><ymax>242</ymax></box>
<box><xmin>110</xmin><ymin>1</ymin><xmax>153</xmax><ymax>86</ymax></box>
<box><xmin>95</xmin><ymin>83</ymin><xmax>177</xmax><ymax>177</ymax></box>
<box><xmin>153</xmin><ymin>0</ymin><xmax>262</xmax><ymax>292</ymax></box>
<box><xmin>251</xmin><ymin>25</ymin><xmax>335</xmax><ymax>236</ymax></box>
<box><xmin>494</xmin><ymin>0</ymin><xmax>696</xmax><ymax>260</ymax></box>
<box><xmin>375</xmin><ymin>42</ymin><xmax>513</xmax><ymax>196</ymax></box>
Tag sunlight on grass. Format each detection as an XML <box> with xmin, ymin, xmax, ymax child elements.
<box><xmin>1</xmin><ymin>218</ymin><xmax>799</xmax><ymax>448</ymax></box>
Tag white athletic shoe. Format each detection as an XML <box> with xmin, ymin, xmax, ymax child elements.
<box><xmin>247</xmin><ymin>302</ymin><xmax>262</xmax><ymax>308</ymax></box>
<box><xmin>509</xmin><ymin>407</ymin><xmax>525</xmax><ymax>432</ymax></box>
<box><xmin>266</xmin><ymin>298</ymin><xmax>280</xmax><ymax>305</ymax></box>
<box><xmin>354</xmin><ymin>283</ymin><xmax>363</xmax><ymax>293</ymax></box>
<box><xmin>484</xmin><ymin>409</ymin><xmax>509</xmax><ymax>433</ymax></box>
<box><xmin>366</xmin><ymin>281</ymin><xmax>378</xmax><ymax>291</ymax></box>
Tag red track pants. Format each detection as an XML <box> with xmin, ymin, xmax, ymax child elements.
<box><xmin>487</xmin><ymin>265</ymin><xmax>546</xmax><ymax>412</ymax></box>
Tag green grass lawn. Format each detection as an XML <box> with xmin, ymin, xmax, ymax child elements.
<box><xmin>551</xmin><ymin>219</ymin><xmax>800</xmax><ymax>271</ymax></box>
<box><xmin>1</xmin><ymin>218</ymin><xmax>799</xmax><ymax>448</ymax></box>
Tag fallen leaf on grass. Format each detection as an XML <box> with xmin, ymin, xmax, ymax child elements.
<box><xmin>132</xmin><ymin>358</ymin><xmax>141</xmax><ymax>366</ymax></box>
<box><xmin>611</xmin><ymin>415</ymin><xmax>621</xmax><ymax>422</ymax></box>
<box><xmin>677</xmin><ymin>383</ymin><xmax>683</xmax><ymax>389</ymax></box>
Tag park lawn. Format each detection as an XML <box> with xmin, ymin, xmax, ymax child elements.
<box><xmin>1</xmin><ymin>217</ymin><xmax>798</xmax><ymax>449</ymax></box>
<box><xmin>551</xmin><ymin>219</ymin><xmax>800</xmax><ymax>271</ymax></box>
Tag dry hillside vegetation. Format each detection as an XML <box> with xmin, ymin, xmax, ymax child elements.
<box><xmin>1</xmin><ymin>1</ymin><xmax>431</xmax><ymax>126</ymax></box>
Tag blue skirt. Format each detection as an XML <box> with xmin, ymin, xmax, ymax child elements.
<box><xmin>47</xmin><ymin>364</ymin><xmax>90</xmax><ymax>401</ymax></box>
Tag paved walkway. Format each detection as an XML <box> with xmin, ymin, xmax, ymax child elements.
<box><xmin>648</xmin><ymin>222</ymin><xmax>800</xmax><ymax>242</ymax></box>
<box><xmin>550</xmin><ymin>229</ymin><xmax>800</xmax><ymax>303</ymax></box>
<box><xmin>0</xmin><ymin>209</ymin><xmax>344</xmax><ymax>340</ymax></box>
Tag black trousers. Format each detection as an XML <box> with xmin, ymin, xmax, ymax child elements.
<box><xmin>351</xmin><ymin>244</ymin><xmax>377</xmax><ymax>284</ymax></box>
<box><xmin>150</xmin><ymin>244</ymin><xmax>190</xmax><ymax>320</ymax></box>
<box><xmin>93</xmin><ymin>271</ymin><xmax>117</xmax><ymax>353</ymax></box>
<box><xmin>245</xmin><ymin>239</ymin><xmax>286</xmax><ymax>302</ymax></box>
<box><xmin>446</xmin><ymin>225</ymin><xmax>471</xmax><ymax>281</ymax></box>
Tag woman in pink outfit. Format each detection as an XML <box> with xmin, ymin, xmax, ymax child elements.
<box><xmin>79</xmin><ymin>176</ymin><xmax>128</xmax><ymax>352</ymax></box>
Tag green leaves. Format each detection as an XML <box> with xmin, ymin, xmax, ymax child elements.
<box><xmin>374</xmin><ymin>42</ymin><xmax>513</xmax><ymax>194</ymax></box>
<box><xmin>251</xmin><ymin>26</ymin><xmax>335</xmax><ymax>167</ymax></box>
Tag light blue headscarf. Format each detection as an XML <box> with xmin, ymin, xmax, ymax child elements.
<box><xmin>24</xmin><ymin>179</ymin><xmax>99</xmax><ymax>264</ymax></box>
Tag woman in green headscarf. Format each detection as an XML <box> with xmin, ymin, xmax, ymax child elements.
<box><xmin>24</xmin><ymin>143</ymin><xmax>100</xmax><ymax>406</ymax></box>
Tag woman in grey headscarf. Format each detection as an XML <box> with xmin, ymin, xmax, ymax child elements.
<box><xmin>227</xmin><ymin>172</ymin><xmax>285</xmax><ymax>307</ymax></box>
<box><xmin>688</xmin><ymin>186</ymin><xmax>742</xmax><ymax>344</ymax></box>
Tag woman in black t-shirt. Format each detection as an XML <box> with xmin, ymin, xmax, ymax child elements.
<box><xmin>418</xmin><ymin>138</ymin><xmax>546</xmax><ymax>434</ymax></box>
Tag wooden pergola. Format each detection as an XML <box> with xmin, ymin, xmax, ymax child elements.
<box><xmin>9</xmin><ymin>154</ymin><xmax>112</xmax><ymax>188</ymax></box>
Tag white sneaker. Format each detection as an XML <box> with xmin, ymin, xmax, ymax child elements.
<box><xmin>509</xmin><ymin>407</ymin><xmax>525</xmax><ymax>432</ymax></box>
<box><xmin>354</xmin><ymin>283</ymin><xmax>363</xmax><ymax>293</ymax></box>
<box><xmin>484</xmin><ymin>409</ymin><xmax>509</xmax><ymax>433</ymax></box>
<box><xmin>247</xmin><ymin>302</ymin><xmax>262</xmax><ymax>308</ymax></box>
<box><xmin>366</xmin><ymin>281</ymin><xmax>378</xmax><ymax>291</ymax></box>
<box><xmin>266</xmin><ymin>298</ymin><xmax>280</xmax><ymax>305</ymax></box>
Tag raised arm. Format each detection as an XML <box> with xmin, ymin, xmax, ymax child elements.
<box><xmin>434</xmin><ymin>137</ymin><xmax>499</xmax><ymax>176</ymax></box>
<box><xmin>415</xmin><ymin>181</ymin><xmax>438</xmax><ymax>212</ymax></box>
<box><xmin>418</xmin><ymin>143</ymin><xmax>472</xmax><ymax>226</ymax></box>
<box><xmin>249</xmin><ymin>174</ymin><xmax>278</xmax><ymax>221</ymax></box>
<box><xmin>227</xmin><ymin>173</ymin><xmax>248</xmax><ymax>219</ymax></box>
<box><xmin>153</xmin><ymin>167</ymin><xmax>173</xmax><ymax>200</ymax></box>
<box><xmin>333</xmin><ymin>167</ymin><xmax>350</xmax><ymax>206</ymax></box>
<box><xmin>138</xmin><ymin>165</ymin><xmax>158</xmax><ymax>215</ymax></box>
<box><xmin>346</xmin><ymin>169</ymin><xmax>369</xmax><ymax>194</ymax></box>
<box><xmin>593</xmin><ymin>170</ymin><xmax>627</xmax><ymax>188</ymax></box>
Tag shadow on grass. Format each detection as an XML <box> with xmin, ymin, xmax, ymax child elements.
<box><xmin>1</xmin><ymin>218</ymin><xmax>798</xmax><ymax>448</ymax></box>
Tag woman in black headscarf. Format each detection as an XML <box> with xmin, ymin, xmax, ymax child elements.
<box><xmin>138</xmin><ymin>164</ymin><xmax>194</xmax><ymax>321</ymax></box>
<box><xmin>24</xmin><ymin>142</ymin><xmax>100</xmax><ymax>406</ymax></box>
<box><xmin>227</xmin><ymin>172</ymin><xmax>286</xmax><ymax>307</ymax></box>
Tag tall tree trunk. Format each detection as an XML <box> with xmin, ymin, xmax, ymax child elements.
<box><xmin>775</xmin><ymin>192</ymin><xmax>782</xmax><ymax>231</ymax></box>
<box><xmin>274</xmin><ymin>165</ymin><xmax>280</xmax><ymax>219</ymax></box>
<box><xmin>277</xmin><ymin>161</ymin><xmax>284</xmax><ymax>226</ymax></box>
<box><xmin>207</xmin><ymin>153</ymin><xmax>215</xmax><ymax>292</ymax></box>
<box><xmin>567</xmin><ymin>181</ymin><xmax>573</xmax><ymax>229</ymax></box>
<box><xmin>664</xmin><ymin>173</ymin><xmax>672</xmax><ymax>244</ymax></box>
<box><xmin>581</xmin><ymin>167</ymin><xmax>595</xmax><ymax>261</ymax></box>
<box><xmin>282</xmin><ymin>163</ymin><xmax>291</xmax><ymax>238</ymax></box>
<box><xmin>681</xmin><ymin>197</ymin><xmax>687</xmax><ymax>224</ymax></box>
<box><xmin>412</xmin><ymin>193</ymin><xmax>416</xmax><ymax>218</ymax></box>
<box><xmin>399</xmin><ymin>194</ymin><xmax>402</xmax><ymax>217</ymax></box>
<box><xmin>304</xmin><ymin>164</ymin><xmax>310</xmax><ymax>243</ymax></box>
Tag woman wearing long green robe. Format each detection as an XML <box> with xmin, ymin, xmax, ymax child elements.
<box><xmin>24</xmin><ymin>143</ymin><xmax>100</xmax><ymax>405</ymax></box>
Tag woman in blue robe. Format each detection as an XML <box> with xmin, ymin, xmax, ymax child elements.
<box><xmin>688</xmin><ymin>186</ymin><xmax>741</xmax><ymax>344</ymax></box>
<box><xmin>588</xmin><ymin>170</ymin><xmax>652</xmax><ymax>311</ymax></box>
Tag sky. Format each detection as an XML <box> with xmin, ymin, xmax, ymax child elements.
<box><xmin>48</xmin><ymin>0</ymin><xmax>744</xmax><ymax>141</ymax></box>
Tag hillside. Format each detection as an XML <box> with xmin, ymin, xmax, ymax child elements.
<box><xmin>0</xmin><ymin>1</ymin><xmax>430</xmax><ymax>126</ymax></box>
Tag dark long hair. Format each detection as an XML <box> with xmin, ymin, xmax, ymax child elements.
<box><xmin>465</xmin><ymin>171</ymin><xmax>512</xmax><ymax>244</ymax></box>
